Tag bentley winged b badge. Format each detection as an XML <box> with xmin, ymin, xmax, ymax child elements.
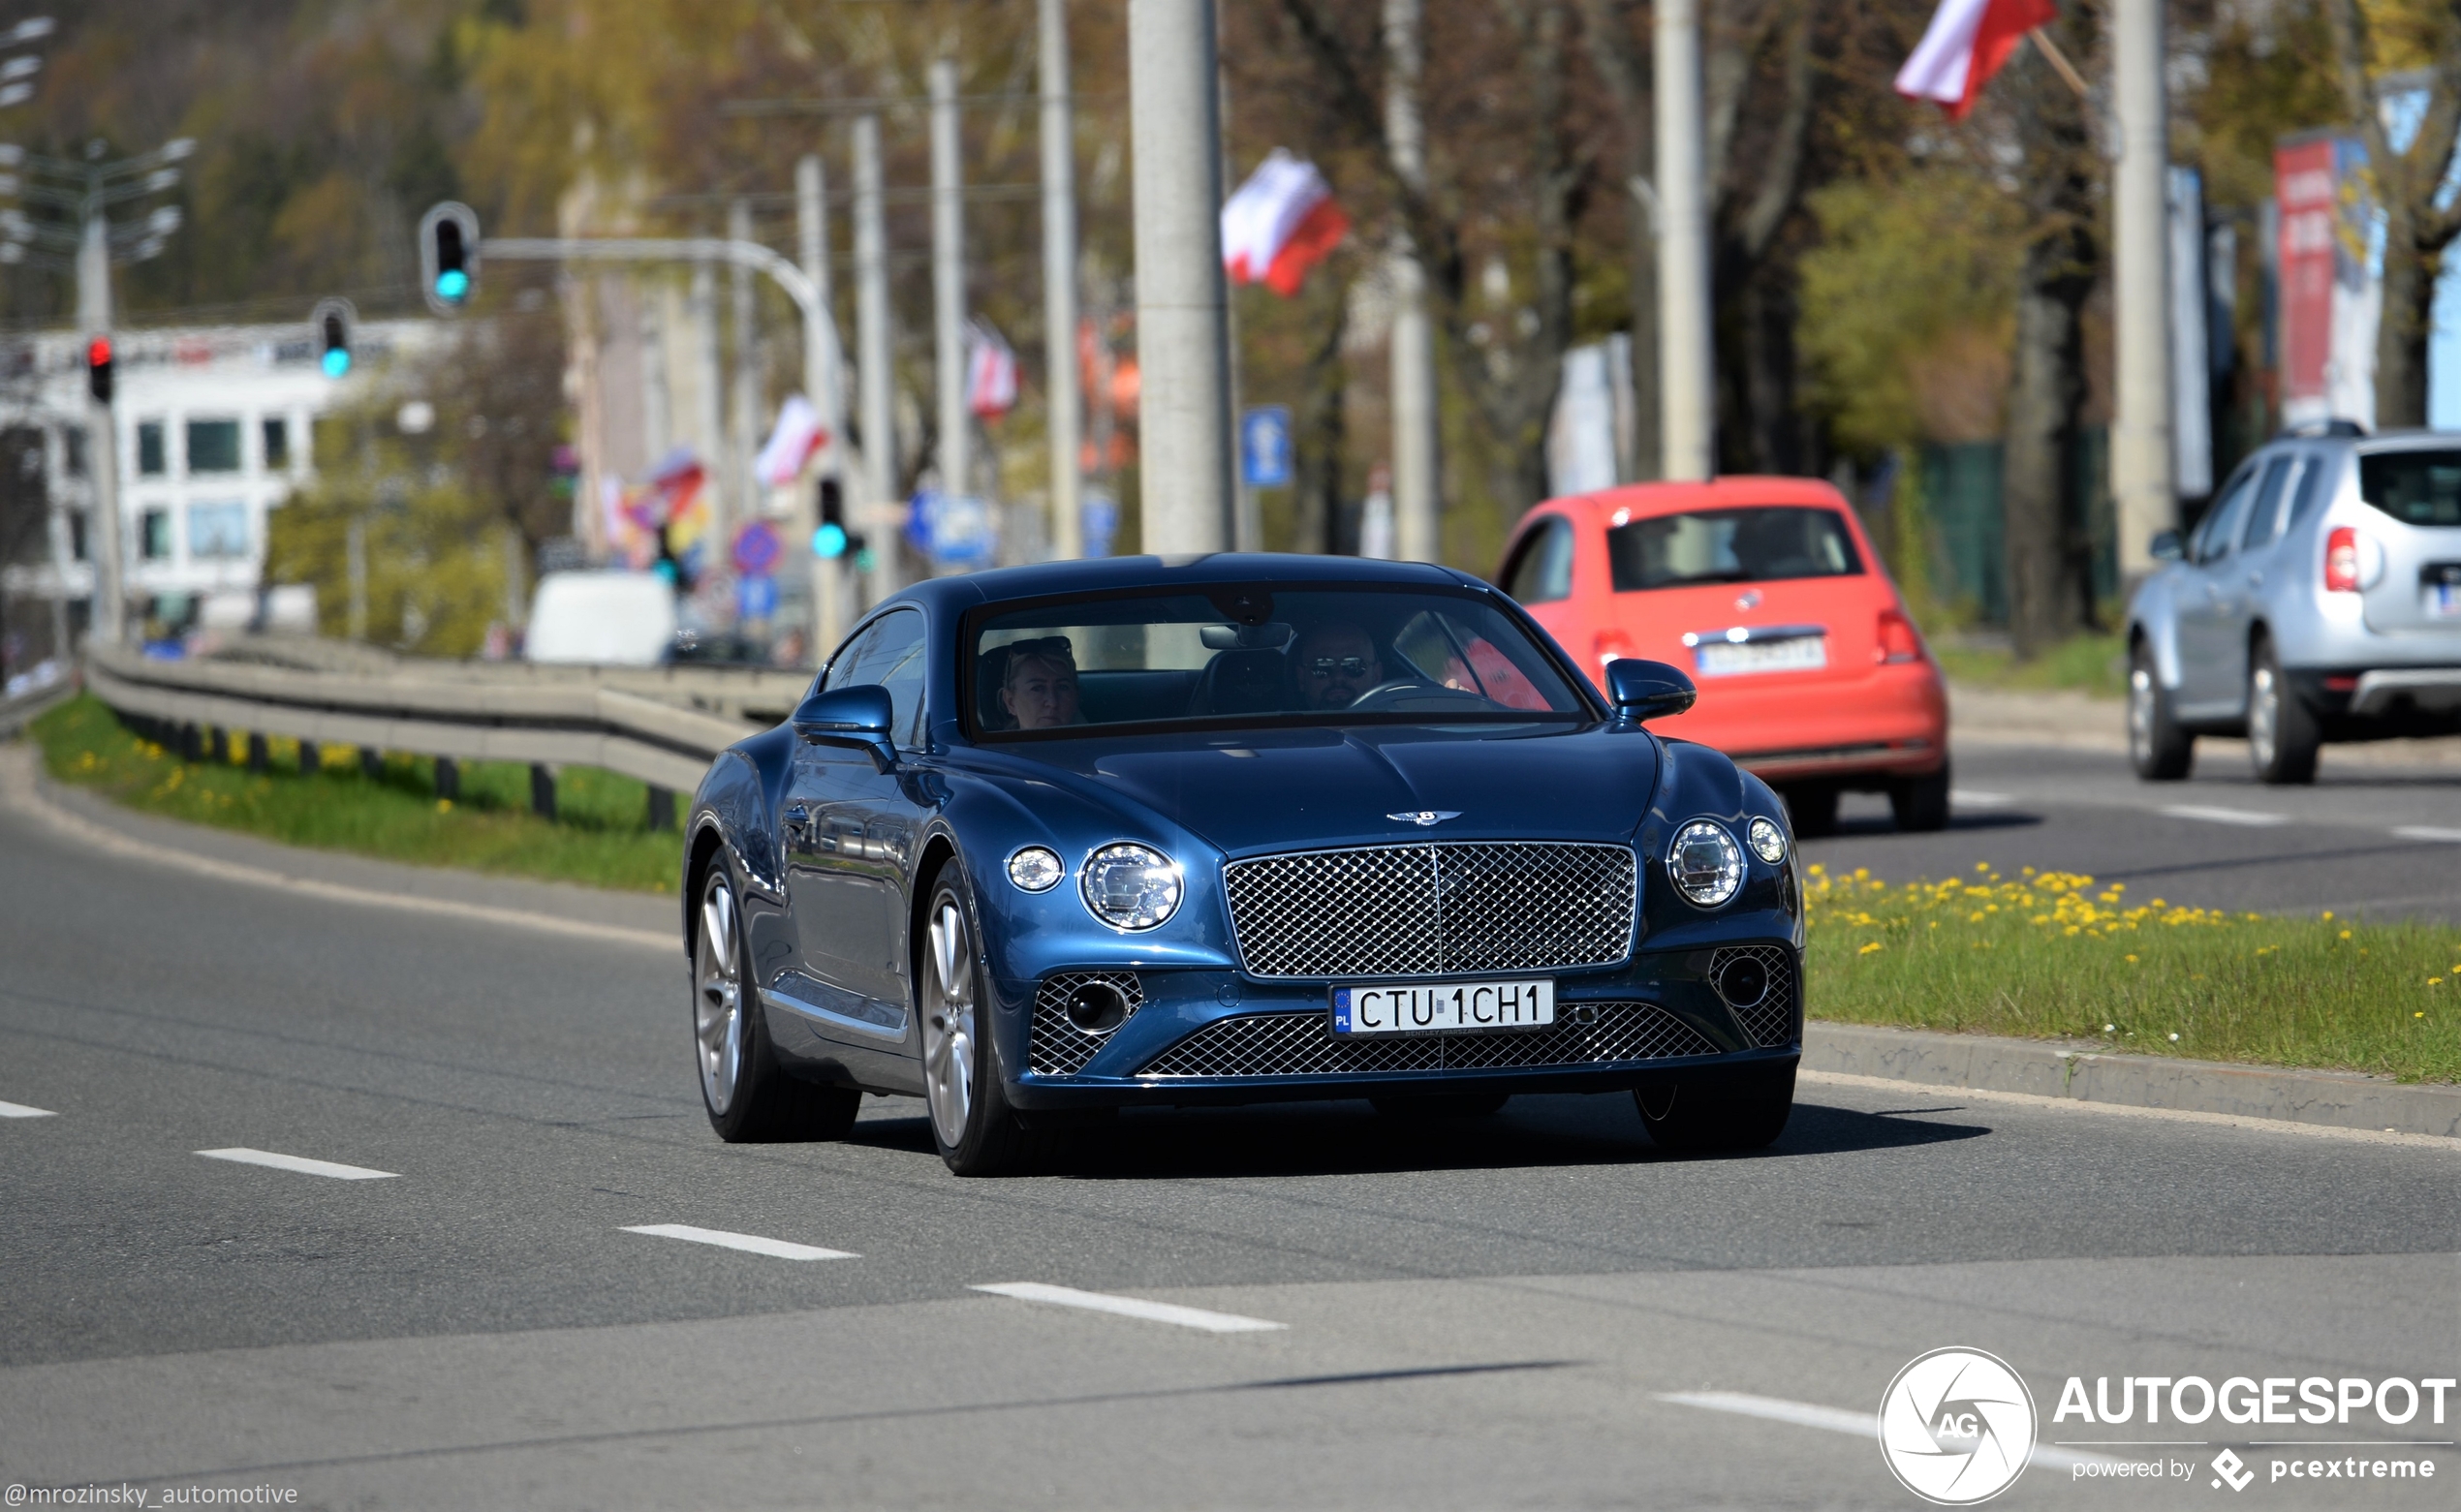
<box><xmin>1386</xmin><ymin>810</ymin><xmax>1462</xmax><ymax>827</ymax></box>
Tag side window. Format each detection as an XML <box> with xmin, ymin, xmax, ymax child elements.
<box><xmin>2243</xmin><ymin>458</ymin><xmax>2295</xmax><ymax>551</ymax></box>
<box><xmin>2287</xmin><ymin>451</ymin><xmax>2335</xmax><ymax>528</ymax></box>
<box><xmin>1502</xmin><ymin>515</ymin><xmax>1574</xmax><ymax>603</ymax></box>
<box><xmin>2193</xmin><ymin>470</ymin><xmax>2257</xmax><ymax>565</ymax></box>
<box><xmin>825</xmin><ymin>608</ymin><xmax>927</xmax><ymax>748</ymax></box>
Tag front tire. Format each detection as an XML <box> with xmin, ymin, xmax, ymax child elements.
<box><xmin>1634</xmin><ymin>1065</ymin><xmax>1794</xmax><ymax>1153</ymax></box>
<box><xmin>2247</xmin><ymin>637</ymin><xmax>2320</xmax><ymax>786</ymax></box>
<box><xmin>1889</xmin><ymin>760</ymin><xmax>1951</xmax><ymax>832</ymax></box>
<box><xmin>695</xmin><ymin>863</ymin><xmax>861</xmax><ymax>1143</ymax></box>
<box><xmin>2128</xmin><ymin>641</ymin><xmax>2194</xmax><ymax>781</ymax></box>
<box><xmin>920</xmin><ymin>869</ymin><xmax>1044</xmax><ymax>1176</ymax></box>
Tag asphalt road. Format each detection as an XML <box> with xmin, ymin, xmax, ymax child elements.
<box><xmin>0</xmin><ymin>756</ymin><xmax>2456</xmax><ymax>1510</ymax></box>
<box><xmin>1811</xmin><ymin>740</ymin><xmax>2461</xmax><ymax>924</ymax></box>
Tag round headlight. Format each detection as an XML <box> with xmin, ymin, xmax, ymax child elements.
<box><xmin>1080</xmin><ymin>843</ymin><xmax>1182</xmax><ymax>930</ymax></box>
<box><xmin>1007</xmin><ymin>846</ymin><xmax>1064</xmax><ymax>893</ymax></box>
<box><xmin>1747</xmin><ymin>815</ymin><xmax>1788</xmax><ymax>866</ymax></box>
<box><xmin>1667</xmin><ymin>820</ymin><xmax>1744</xmax><ymax>908</ymax></box>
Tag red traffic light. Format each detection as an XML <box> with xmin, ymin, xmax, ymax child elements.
<box><xmin>86</xmin><ymin>336</ymin><xmax>110</xmax><ymax>367</ymax></box>
<box><xmin>85</xmin><ymin>335</ymin><xmax>112</xmax><ymax>403</ymax></box>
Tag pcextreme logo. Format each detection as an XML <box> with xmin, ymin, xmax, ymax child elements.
<box><xmin>1879</xmin><ymin>1347</ymin><xmax>2039</xmax><ymax>1505</ymax></box>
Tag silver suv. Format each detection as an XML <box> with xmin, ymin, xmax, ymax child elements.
<box><xmin>2127</xmin><ymin>427</ymin><xmax>2461</xmax><ymax>784</ymax></box>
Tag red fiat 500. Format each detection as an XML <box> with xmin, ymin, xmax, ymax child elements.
<box><xmin>1495</xmin><ymin>477</ymin><xmax>1949</xmax><ymax>834</ymax></box>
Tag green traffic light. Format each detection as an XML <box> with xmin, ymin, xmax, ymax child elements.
<box><xmin>436</xmin><ymin>269</ymin><xmax>470</xmax><ymax>301</ymax></box>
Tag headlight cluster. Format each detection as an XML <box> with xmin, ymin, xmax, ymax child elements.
<box><xmin>1667</xmin><ymin>816</ymin><xmax>1789</xmax><ymax>909</ymax></box>
<box><xmin>1080</xmin><ymin>843</ymin><xmax>1183</xmax><ymax>930</ymax></box>
<box><xmin>1006</xmin><ymin>846</ymin><xmax>1064</xmax><ymax>892</ymax></box>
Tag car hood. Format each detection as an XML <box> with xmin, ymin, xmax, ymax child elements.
<box><xmin>985</xmin><ymin>722</ymin><xmax>1664</xmax><ymax>857</ymax></box>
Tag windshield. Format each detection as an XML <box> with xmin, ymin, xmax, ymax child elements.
<box><xmin>1608</xmin><ymin>506</ymin><xmax>1862</xmax><ymax>590</ymax></box>
<box><xmin>969</xmin><ymin>587</ymin><xmax>1588</xmax><ymax>736</ymax></box>
<box><xmin>2359</xmin><ymin>450</ymin><xmax>2461</xmax><ymax>528</ymax></box>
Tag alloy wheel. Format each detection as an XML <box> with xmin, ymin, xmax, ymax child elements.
<box><xmin>922</xmin><ymin>897</ymin><xmax>976</xmax><ymax>1148</ymax></box>
<box><xmin>695</xmin><ymin>874</ymin><xmax>745</xmax><ymax>1114</ymax></box>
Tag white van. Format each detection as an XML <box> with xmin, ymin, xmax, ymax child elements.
<box><xmin>524</xmin><ymin>571</ymin><xmax>678</xmax><ymax>665</ymax></box>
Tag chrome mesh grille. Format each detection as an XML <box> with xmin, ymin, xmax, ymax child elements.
<box><xmin>1710</xmin><ymin>945</ymin><xmax>1798</xmax><ymax>1048</ymax></box>
<box><xmin>1136</xmin><ymin>1002</ymin><xmax>1715</xmax><ymax>1078</ymax></box>
<box><xmin>1027</xmin><ymin>972</ymin><xmax>1144</xmax><ymax>1077</ymax></box>
<box><xmin>1222</xmin><ymin>841</ymin><xmax>1635</xmax><ymax>978</ymax></box>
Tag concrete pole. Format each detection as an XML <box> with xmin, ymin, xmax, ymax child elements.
<box><xmin>1041</xmin><ymin>0</ymin><xmax>1085</xmax><ymax>560</ymax></box>
<box><xmin>727</xmin><ymin>198</ymin><xmax>761</xmax><ymax>551</ymax></box>
<box><xmin>1385</xmin><ymin>0</ymin><xmax>1440</xmax><ymax>563</ymax></box>
<box><xmin>797</xmin><ymin>152</ymin><xmax>846</xmax><ymax>653</ymax></box>
<box><xmin>930</xmin><ymin>57</ymin><xmax>971</xmax><ymax>512</ymax></box>
<box><xmin>690</xmin><ymin>256</ymin><xmax>728</xmax><ymax>538</ymax></box>
<box><xmin>77</xmin><ymin>204</ymin><xmax>125</xmax><ymax>644</ymax></box>
<box><xmin>1653</xmin><ymin>0</ymin><xmax>1715</xmax><ymax>482</ymax></box>
<box><xmin>639</xmin><ymin>280</ymin><xmax>670</xmax><ymax>462</ymax></box>
<box><xmin>1128</xmin><ymin>0</ymin><xmax>1233</xmax><ymax>554</ymax></box>
<box><xmin>853</xmin><ymin>113</ymin><xmax>901</xmax><ymax>606</ymax></box>
<box><xmin>2111</xmin><ymin>0</ymin><xmax>2175</xmax><ymax>580</ymax></box>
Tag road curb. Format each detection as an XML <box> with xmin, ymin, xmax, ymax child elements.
<box><xmin>1804</xmin><ymin>1021</ymin><xmax>2461</xmax><ymax>1139</ymax></box>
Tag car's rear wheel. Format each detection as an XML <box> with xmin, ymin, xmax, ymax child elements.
<box><xmin>920</xmin><ymin>870</ymin><xmax>1044</xmax><ymax>1177</ymax></box>
<box><xmin>695</xmin><ymin>864</ymin><xmax>861</xmax><ymax>1143</ymax></box>
<box><xmin>2128</xmin><ymin>642</ymin><xmax>2194</xmax><ymax>781</ymax></box>
<box><xmin>2247</xmin><ymin>637</ymin><xmax>2320</xmax><ymax>786</ymax></box>
<box><xmin>1780</xmin><ymin>784</ymin><xmax>1839</xmax><ymax>838</ymax></box>
<box><xmin>1371</xmin><ymin>1093</ymin><xmax>1510</xmax><ymax>1119</ymax></box>
<box><xmin>1634</xmin><ymin>1065</ymin><xmax>1793</xmax><ymax>1153</ymax></box>
<box><xmin>1889</xmin><ymin>760</ymin><xmax>1951</xmax><ymax>832</ymax></box>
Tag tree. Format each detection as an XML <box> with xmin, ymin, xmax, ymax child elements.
<box><xmin>2321</xmin><ymin>0</ymin><xmax>2461</xmax><ymax>429</ymax></box>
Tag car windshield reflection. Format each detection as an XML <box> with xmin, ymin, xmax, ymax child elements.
<box><xmin>970</xmin><ymin>587</ymin><xmax>1589</xmax><ymax>736</ymax></box>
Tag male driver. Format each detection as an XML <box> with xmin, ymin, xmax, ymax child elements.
<box><xmin>1293</xmin><ymin>622</ymin><xmax>1386</xmax><ymax>710</ymax></box>
<box><xmin>999</xmin><ymin>639</ymin><xmax>1083</xmax><ymax>728</ymax></box>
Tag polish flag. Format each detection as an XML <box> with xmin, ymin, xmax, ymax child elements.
<box><xmin>966</xmin><ymin>320</ymin><xmax>1018</xmax><ymax>420</ymax></box>
<box><xmin>755</xmin><ymin>393</ymin><xmax>827</xmax><ymax>488</ymax></box>
<box><xmin>1221</xmin><ymin>150</ymin><xmax>1350</xmax><ymax>297</ymax></box>
<box><xmin>1894</xmin><ymin>0</ymin><xmax>2058</xmax><ymax>121</ymax></box>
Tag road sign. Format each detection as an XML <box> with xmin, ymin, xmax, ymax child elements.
<box><xmin>905</xmin><ymin>490</ymin><xmax>997</xmax><ymax>569</ymax></box>
<box><xmin>732</xmin><ymin>519</ymin><xmax>781</xmax><ymax>576</ymax></box>
<box><xmin>1081</xmin><ymin>492</ymin><xmax>1118</xmax><ymax>557</ymax></box>
<box><xmin>735</xmin><ymin>573</ymin><xmax>778</xmax><ymax>622</ymax></box>
<box><xmin>1240</xmin><ymin>405</ymin><xmax>1293</xmax><ymax>489</ymax></box>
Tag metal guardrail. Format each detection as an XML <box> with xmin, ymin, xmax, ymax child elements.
<box><xmin>82</xmin><ymin>642</ymin><xmax>773</xmax><ymax>795</ymax></box>
<box><xmin>0</xmin><ymin>672</ymin><xmax>77</xmax><ymax>740</ymax></box>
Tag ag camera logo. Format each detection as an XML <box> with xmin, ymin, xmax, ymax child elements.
<box><xmin>1879</xmin><ymin>1347</ymin><xmax>2039</xmax><ymax>1504</ymax></box>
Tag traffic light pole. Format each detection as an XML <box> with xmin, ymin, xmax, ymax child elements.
<box><xmin>77</xmin><ymin>208</ymin><xmax>126</xmax><ymax>644</ymax></box>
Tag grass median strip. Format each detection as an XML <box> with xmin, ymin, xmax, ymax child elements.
<box><xmin>29</xmin><ymin>694</ymin><xmax>677</xmax><ymax>893</ymax></box>
<box><xmin>1807</xmin><ymin>864</ymin><xmax>2461</xmax><ymax>1085</ymax></box>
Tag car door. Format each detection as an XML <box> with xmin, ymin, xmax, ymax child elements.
<box><xmin>2174</xmin><ymin>463</ymin><xmax>2260</xmax><ymax>714</ymax></box>
<box><xmin>2209</xmin><ymin>455</ymin><xmax>2295</xmax><ymax>709</ymax></box>
<box><xmin>777</xmin><ymin>608</ymin><xmax>930</xmax><ymax>1046</ymax></box>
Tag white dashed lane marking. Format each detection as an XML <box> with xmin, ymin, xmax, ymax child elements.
<box><xmin>0</xmin><ymin>1099</ymin><xmax>57</xmax><ymax>1118</ymax></box>
<box><xmin>972</xmin><ymin>1281</ymin><xmax>1288</xmax><ymax>1334</ymax></box>
<box><xmin>2159</xmin><ymin>805</ymin><xmax>2288</xmax><ymax>827</ymax></box>
<box><xmin>196</xmin><ymin>1148</ymin><xmax>399</xmax><ymax>1181</ymax></box>
<box><xmin>2392</xmin><ymin>825</ymin><xmax>2461</xmax><ymax>844</ymax></box>
<box><xmin>620</xmin><ymin>1224</ymin><xmax>857</xmax><ymax>1261</ymax></box>
<box><xmin>1950</xmin><ymin>789</ymin><xmax>2012</xmax><ymax>807</ymax></box>
<box><xmin>1657</xmin><ymin>1391</ymin><xmax>2117</xmax><ymax>1470</ymax></box>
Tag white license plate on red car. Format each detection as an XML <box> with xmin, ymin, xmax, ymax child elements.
<box><xmin>1330</xmin><ymin>978</ymin><xmax>1555</xmax><ymax>1036</ymax></box>
<box><xmin>1696</xmin><ymin>635</ymin><xmax>1827</xmax><ymax>677</ymax></box>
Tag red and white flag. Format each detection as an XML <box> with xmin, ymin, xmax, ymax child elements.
<box><xmin>755</xmin><ymin>393</ymin><xmax>827</xmax><ymax>488</ymax></box>
<box><xmin>1221</xmin><ymin>149</ymin><xmax>1350</xmax><ymax>297</ymax></box>
<box><xmin>1894</xmin><ymin>0</ymin><xmax>2058</xmax><ymax>121</ymax></box>
<box><xmin>966</xmin><ymin>320</ymin><xmax>1018</xmax><ymax>420</ymax></box>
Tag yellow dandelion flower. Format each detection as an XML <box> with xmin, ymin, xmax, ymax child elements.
<box><xmin>2321</xmin><ymin>910</ymin><xmax>2334</xmax><ymax>920</ymax></box>
<box><xmin>1858</xmin><ymin>941</ymin><xmax>1883</xmax><ymax>955</ymax></box>
<box><xmin>436</xmin><ymin>798</ymin><xmax>452</xmax><ymax>814</ymax></box>
<box><xmin>2430</xmin><ymin>978</ymin><xmax>2445</xmax><ymax>987</ymax></box>
<box><xmin>1975</xmin><ymin>861</ymin><xmax>1990</xmax><ymax>872</ymax></box>
<box><xmin>2339</xmin><ymin>930</ymin><xmax>2352</xmax><ymax>941</ymax></box>
<box><xmin>2124</xmin><ymin>954</ymin><xmax>2138</xmax><ymax>964</ymax></box>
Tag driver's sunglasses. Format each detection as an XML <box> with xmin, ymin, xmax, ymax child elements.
<box><xmin>1304</xmin><ymin>656</ymin><xmax>1371</xmax><ymax>679</ymax></box>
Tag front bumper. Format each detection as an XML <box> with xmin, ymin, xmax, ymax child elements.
<box><xmin>998</xmin><ymin>941</ymin><xmax>1801</xmax><ymax>1110</ymax></box>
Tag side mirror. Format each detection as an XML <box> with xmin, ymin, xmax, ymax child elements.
<box><xmin>2149</xmin><ymin>529</ymin><xmax>2184</xmax><ymax>563</ymax></box>
<box><xmin>792</xmin><ymin>684</ymin><xmax>897</xmax><ymax>766</ymax></box>
<box><xmin>1604</xmin><ymin>659</ymin><xmax>1698</xmax><ymax>723</ymax></box>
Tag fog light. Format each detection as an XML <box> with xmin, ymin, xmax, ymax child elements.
<box><xmin>1716</xmin><ymin>954</ymin><xmax>1769</xmax><ymax>1009</ymax></box>
<box><xmin>1747</xmin><ymin>815</ymin><xmax>1787</xmax><ymax>865</ymax></box>
<box><xmin>1007</xmin><ymin>846</ymin><xmax>1064</xmax><ymax>893</ymax></box>
<box><xmin>1063</xmin><ymin>980</ymin><xmax>1131</xmax><ymax>1034</ymax></box>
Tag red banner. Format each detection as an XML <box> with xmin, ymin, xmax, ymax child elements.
<box><xmin>2275</xmin><ymin>138</ymin><xmax>2338</xmax><ymax>410</ymax></box>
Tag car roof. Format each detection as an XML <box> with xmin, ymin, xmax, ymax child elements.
<box><xmin>876</xmin><ymin>551</ymin><xmax>1480</xmax><ymax>621</ymax></box>
<box><xmin>1534</xmin><ymin>475</ymin><xmax>1854</xmax><ymax>520</ymax></box>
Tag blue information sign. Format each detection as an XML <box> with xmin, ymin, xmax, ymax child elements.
<box><xmin>1240</xmin><ymin>405</ymin><xmax>1293</xmax><ymax>489</ymax></box>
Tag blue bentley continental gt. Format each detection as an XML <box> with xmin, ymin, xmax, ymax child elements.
<box><xmin>683</xmin><ymin>553</ymin><xmax>1804</xmax><ymax>1175</ymax></box>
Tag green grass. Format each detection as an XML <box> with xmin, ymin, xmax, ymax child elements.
<box><xmin>30</xmin><ymin>694</ymin><xmax>679</xmax><ymax>894</ymax></box>
<box><xmin>1808</xmin><ymin>862</ymin><xmax>2461</xmax><ymax>1084</ymax></box>
<box><xmin>1932</xmin><ymin>631</ymin><xmax>2129</xmax><ymax>699</ymax></box>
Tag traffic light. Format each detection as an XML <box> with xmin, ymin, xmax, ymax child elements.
<box><xmin>85</xmin><ymin>335</ymin><xmax>110</xmax><ymax>404</ymax></box>
<box><xmin>418</xmin><ymin>201</ymin><xmax>482</xmax><ymax>315</ymax></box>
<box><xmin>311</xmin><ymin>297</ymin><xmax>356</xmax><ymax>379</ymax></box>
<box><xmin>813</xmin><ymin>477</ymin><xmax>849</xmax><ymax>559</ymax></box>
